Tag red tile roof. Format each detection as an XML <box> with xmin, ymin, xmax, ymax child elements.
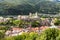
<box><xmin>12</xmin><ymin>27</ymin><xmax>23</xmax><ymax>31</ymax></box>
<box><xmin>40</xmin><ymin>26</ymin><xmax>49</xmax><ymax>30</ymax></box>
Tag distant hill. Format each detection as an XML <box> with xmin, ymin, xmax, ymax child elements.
<box><xmin>0</xmin><ymin>0</ymin><xmax>60</xmax><ymax>15</ymax></box>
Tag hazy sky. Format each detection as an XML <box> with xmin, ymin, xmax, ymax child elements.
<box><xmin>0</xmin><ymin>0</ymin><xmax>4</xmax><ymax>2</ymax></box>
<box><xmin>49</xmin><ymin>0</ymin><xmax>53</xmax><ymax>1</ymax></box>
<box><xmin>0</xmin><ymin>0</ymin><xmax>59</xmax><ymax>3</ymax></box>
<box><xmin>0</xmin><ymin>0</ymin><xmax>55</xmax><ymax>2</ymax></box>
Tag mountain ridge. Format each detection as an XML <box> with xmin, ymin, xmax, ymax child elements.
<box><xmin>0</xmin><ymin>0</ymin><xmax>60</xmax><ymax>15</ymax></box>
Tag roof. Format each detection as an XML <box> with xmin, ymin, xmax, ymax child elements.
<box><xmin>40</xmin><ymin>26</ymin><xmax>49</xmax><ymax>30</ymax></box>
<box><xmin>12</xmin><ymin>27</ymin><xmax>23</xmax><ymax>31</ymax></box>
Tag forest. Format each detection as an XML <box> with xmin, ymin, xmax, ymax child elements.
<box><xmin>0</xmin><ymin>0</ymin><xmax>60</xmax><ymax>15</ymax></box>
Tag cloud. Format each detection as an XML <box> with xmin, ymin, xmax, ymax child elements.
<box><xmin>57</xmin><ymin>0</ymin><xmax>60</xmax><ymax>1</ymax></box>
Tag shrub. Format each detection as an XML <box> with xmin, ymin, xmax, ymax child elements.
<box><xmin>39</xmin><ymin>28</ymin><xmax>60</xmax><ymax>40</ymax></box>
<box><xmin>4</xmin><ymin>28</ymin><xmax>60</xmax><ymax>40</ymax></box>
<box><xmin>14</xmin><ymin>32</ymin><xmax>29</xmax><ymax>40</ymax></box>
<box><xmin>54</xmin><ymin>19</ymin><xmax>60</xmax><ymax>26</ymax></box>
<box><xmin>4</xmin><ymin>37</ymin><xmax>14</xmax><ymax>40</ymax></box>
<box><xmin>0</xmin><ymin>31</ymin><xmax>5</xmax><ymax>40</ymax></box>
<box><xmin>29</xmin><ymin>32</ymin><xmax>38</xmax><ymax>40</ymax></box>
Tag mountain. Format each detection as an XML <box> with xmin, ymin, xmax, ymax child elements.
<box><xmin>0</xmin><ymin>0</ymin><xmax>60</xmax><ymax>15</ymax></box>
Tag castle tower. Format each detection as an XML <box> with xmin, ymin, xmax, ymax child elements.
<box><xmin>29</xmin><ymin>13</ymin><xmax>32</xmax><ymax>18</ymax></box>
<box><xmin>35</xmin><ymin>12</ymin><xmax>38</xmax><ymax>16</ymax></box>
<box><xmin>17</xmin><ymin>15</ymin><xmax>21</xmax><ymax>20</ymax></box>
<box><xmin>29</xmin><ymin>13</ymin><xmax>32</xmax><ymax>17</ymax></box>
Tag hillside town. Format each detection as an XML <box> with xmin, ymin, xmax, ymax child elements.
<box><xmin>0</xmin><ymin>12</ymin><xmax>57</xmax><ymax>23</ymax></box>
<box><xmin>0</xmin><ymin>12</ymin><xmax>60</xmax><ymax>37</ymax></box>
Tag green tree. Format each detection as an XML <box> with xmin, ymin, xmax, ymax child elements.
<box><xmin>13</xmin><ymin>20</ymin><xmax>23</xmax><ymax>27</ymax></box>
<box><xmin>0</xmin><ymin>30</ymin><xmax>5</xmax><ymax>40</ymax></box>
<box><xmin>29</xmin><ymin>32</ymin><xmax>38</xmax><ymax>40</ymax></box>
<box><xmin>38</xmin><ymin>28</ymin><xmax>60</xmax><ymax>40</ymax></box>
<box><xmin>54</xmin><ymin>19</ymin><xmax>60</xmax><ymax>26</ymax></box>
<box><xmin>31</xmin><ymin>21</ymin><xmax>40</xmax><ymax>27</ymax></box>
<box><xmin>56</xmin><ymin>35</ymin><xmax>60</xmax><ymax>40</ymax></box>
<box><xmin>5</xmin><ymin>37</ymin><xmax>15</xmax><ymax>40</ymax></box>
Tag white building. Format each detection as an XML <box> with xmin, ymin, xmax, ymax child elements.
<box><xmin>29</xmin><ymin>12</ymin><xmax>39</xmax><ymax>19</ymax></box>
<box><xmin>0</xmin><ymin>16</ymin><xmax>4</xmax><ymax>22</ymax></box>
<box><xmin>17</xmin><ymin>15</ymin><xmax>21</xmax><ymax>20</ymax></box>
<box><xmin>17</xmin><ymin>15</ymin><xmax>29</xmax><ymax>20</ymax></box>
<box><xmin>17</xmin><ymin>12</ymin><xmax>39</xmax><ymax>20</ymax></box>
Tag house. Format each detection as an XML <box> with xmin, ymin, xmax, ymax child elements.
<box><xmin>40</xmin><ymin>26</ymin><xmax>49</xmax><ymax>31</ymax></box>
<box><xmin>5</xmin><ymin>27</ymin><xmax>23</xmax><ymax>36</ymax></box>
<box><xmin>17</xmin><ymin>15</ymin><xmax>29</xmax><ymax>20</ymax></box>
<box><xmin>0</xmin><ymin>16</ymin><xmax>4</xmax><ymax>22</ymax></box>
<box><xmin>17</xmin><ymin>12</ymin><xmax>39</xmax><ymax>20</ymax></box>
<box><xmin>5</xmin><ymin>26</ymin><xmax>49</xmax><ymax>36</ymax></box>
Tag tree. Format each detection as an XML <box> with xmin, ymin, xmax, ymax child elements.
<box><xmin>13</xmin><ymin>20</ymin><xmax>25</xmax><ymax>28</ymax></box>
<box><xmin>14</xmin><ymin>33</ymin><xmax>27</xmax><ymax>40</ymax></box>
<box><xmin>54</xmin><ymin>19</ymin><xmax>60</xmax><ymax>26</ymax></box>
<box><xmin>31</xmin><ymin>21</ymin><xmax>40</xmax><ymax>27</ymax></box>
<box><xmin>29</xmin><ymin>32</ymin><xmax>38</xmax><ymax>40</ymax></box>
<box><xmin>4</xmin><ymin>37</ymin><xmax>14</xmax><ymax>40</ymax></box>
<box><xmin>0</xmin><ymin>30</ymin><xmax>5</xmax><ymax>40</ymax></box>
<box><xmin>0</xmin><ymin>26</ymin><xmax>9</xmax><ymax>31</ymax></box>
<box><xmin>37</xmin><ymin>28</ymin><xmax>60</xmax><ymax>40</ymax></box>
